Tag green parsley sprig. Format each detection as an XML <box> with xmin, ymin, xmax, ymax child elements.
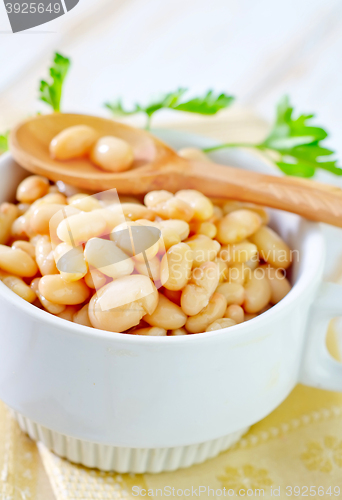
<box><xmin>0</xmin><ymin>132</ymin><xmax>9</xmax><ymax>154</ymax></box>
<box><xmin>203</xmin><ymin>96</ymin><xmax>341</xmax><ymax>178</ymax></box>
<box><xmin>105</xmin><ymin>88</ymin><xmax>234</xmax><ymax>129</ymax></box>
<box><xmin>39</xmin><ymin>52</ymin><xmax>71</xmax><ymax>112</ymax></box>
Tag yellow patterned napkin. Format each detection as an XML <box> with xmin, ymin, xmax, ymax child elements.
<box><xmin>0</xmin><ymin>400</ymin><xmax>55</xmax><ymax>500</ymax></box>
<box><xmin>1</xmin><ymin>108</ymin><xmax>342</xmax><ymax>500</ymax></box>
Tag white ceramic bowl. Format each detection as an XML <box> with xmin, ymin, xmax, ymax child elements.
<box><xmin>0</xmin><ymin>131</ymin><xmax>342</xmax><ymax>474</ymax></box>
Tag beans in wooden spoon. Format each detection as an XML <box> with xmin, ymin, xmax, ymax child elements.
<box><xmin>9</xmin><ymin>113</ymin><xmax>342</xmax><ymax>228</ymax></box>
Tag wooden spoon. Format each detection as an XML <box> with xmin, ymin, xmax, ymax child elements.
<box><xmin>9</xmin><ymin>113</ymin><xmax>342</xmax><ymax>227</ymax></box>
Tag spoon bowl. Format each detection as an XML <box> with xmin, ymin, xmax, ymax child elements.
<box><xmin>9</xmin><ymin>113</ymin><xmax>342</xmax><ymax>227</ymax></box>
<box><xmin>9</xmin><ymin>113</ymin><xmax>180</xmax><ymax>192</ymax></box>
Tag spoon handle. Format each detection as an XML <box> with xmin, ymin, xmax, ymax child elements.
<box><xmin>185</xmin><ymin>161</ymin><xmax>342</xmax><ymax>227</ymax></box>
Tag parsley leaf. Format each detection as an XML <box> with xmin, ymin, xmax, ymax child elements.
<box><xmin>259</xmin><ymin>96</ymin><xmax>341</xmax><ymax>177</ymax></box>
<box><xmin>143</xmin><ymin>87</ymin><xmax>188</xmax><ymax>124</ymax></box>
<box><xmin>39</xmin><ymin>52</ymin><xmax>71</xmax><ymax>112</ymax></box>
<box><xmin>105</xmin><ymin>88</ymin><xmax>234</xmax><ymax>129</ymax></box>
<box><xmin>0</xmin><ymin>132</ymin><xmax>9</xmax><ymax>154</ymax></box>
<box><xmin>204</xmin><ymin>95</ymin><xmax>341</xmax><ymax>178</ymax></box>
<box><xmin>173</xmin><ymin>90</ymin><xmax>234</xmax><ymax>115</ymax></box>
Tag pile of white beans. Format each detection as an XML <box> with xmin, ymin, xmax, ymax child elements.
<box><xmin>0</xmin><ymin>148</ymin><xmax>292</xmax><ymax>335</ymax></box>
<box><xmin>50</xmin><ymin>125</ymin><xmax>134</xmax><ymax>172</ymax></box>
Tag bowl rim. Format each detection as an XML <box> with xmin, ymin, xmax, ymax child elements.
<box><xmin>0</xmin><ymin>146</ymin><xmax>325</xmax><ymax>345</ymax></box>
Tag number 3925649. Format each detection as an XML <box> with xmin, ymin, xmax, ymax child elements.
<box><xmin>5</xmin><ymin>3</ymin><xmax>61</xmax><ymax>14</ymax></box>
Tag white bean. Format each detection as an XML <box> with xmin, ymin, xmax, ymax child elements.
<box><xmin>175</xmin><ymin>190</ymin><xmax>213</xmax><ymax>221</ymax></box>
<box><xmin>67</xmin><ymin>194</ymin><xmax>102</xmax><ymax>212</ymax></box>
<box><xmin>2</xmin><ymin>274</ymin><xmax>36</xmax><ymax>303</ymax></box>
<box><xmin>216</xmin><ymin>282</ymin><xmax>245</xmax><ymax>305</ymax></box>
<box><xmin>144</xmin><ymin>293</ymin><xmax>187</xmax><ymax>330</ymax></box>
<box><xmin>0</xmin><ymin>203</ymin><xmax>19</xmax><ymax>244</ymax></box>
<box><xmin>90</xmin><ymin>136</ymin><xmax>134</xmax><ymax>172</ymax></box>
<box><xmin>261</xmin><ymin>264</ymin><xmax>291</xmax><ymax>304</ymax></box>
<box><xmin>54</xmin><ymin>242</ymin><xmax>88</xmax><ymax>281</ymax></box>
<box><xmin>224</xmin><ymin>304</ymin><xmax>245</xmax><ymax>324</ymax></box>
<box><xmin>160</xmin><ymin>243</ymin><xmax>193</xmax><ymax>291</ymax></box>
<box><xmin>12</xmin><ymin>240</ymin><xmax>36</xmax><ymax>258</ymax></box>
<box><xmin>50</xmin><ymin>125</ymin><xmax>98</xmax><ymax>160</ymax></box>
<box><xmin>169</xmin><ymin>327</ymin><xmax>187</xmax><ymax>336</ymax></box>
<box><xmin>0</xmin><ymin>245</ymin><xmax>38</xmax><ymax>277</ymax></box>
<box><xmin>134</xmin><ymin>327</ymin><xmax>167</xmax><ymax>336</ymax></box>
<box><xmin>216</xmin><ymin>209</ymin><xmax>262</xmax><ymax>244</ymax></box>
<box><xmin>39</xmin><ymin>275</ymin><xmax>90</xmax><ymax>305</ymax></box>
<box><xmin>249</xmin><ymin>226</ymin><xmax>292</xmax><ymax>269</ymax></box>
<box><xmin>16</xmin><ymin>176</ymin><xmax>49</xmax><ymax>203</ymax></box>
<box><xmin>57</xmin><ymin>210</ymin><xmax>107</xmax><ymax>245</ymax></box>
<box><xmin>88</xmin><ymin>274</ymin><xmax>158</xmax><ymax>332</ymax></box>
<box><xmin>243</xmin><ymin>267</ymin><xmax>271</xmax><ymax>313</ymax></box>
<box><xmin>36</xmin><ymin>236</ymin><xmax>58</xmax><ymax>276</ymax></box>
<box><xmin>181</xmin><ymin>261</ymin><xmax>220</xmax><ymax>316</ymax></box>
<box><xmin>185</xmin><ymin>235</ymin><xmax>220</xmax><ymax>267</ymax></box>
<box><xmin>73</xmin><ymin>304</ymin><xmax>92</xmax><ymax>327</ymax></box>
<box><xmin>31</xmin><ymin>278</ymin><xmax>66</xmax><ymax>314</ymax></box>
<box><xmin>30</xmin><ymin>203</ymin><xmax>67</xmax><ymax>235</ymax></box>
<box><xmin>84</xmin><ymin>237</ymin><xmax>133</xmax><ymax>279</ymax></box>
<box><xmin>186</xmin><ymin>293</ymin><xmax>227</xmax><ymax>333</ymax></box>
<box><xmin>206</xmin><ymin>318</ymin><xmax>236</xmax><ymax>332</ymax></box>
